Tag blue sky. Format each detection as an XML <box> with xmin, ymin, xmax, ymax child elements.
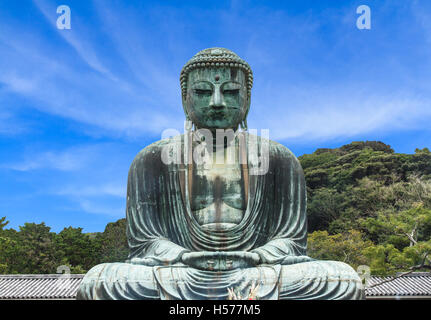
<box><xmin>0</xmin><ymin>0</ymin><xmax>430</xmax><ymax>232</ymax></box>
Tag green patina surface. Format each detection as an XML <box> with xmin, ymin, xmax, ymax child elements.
<box><xmin>77</xmin><ymin>48</ymin><xmax>365</xmax><ymax>300</ymax></box>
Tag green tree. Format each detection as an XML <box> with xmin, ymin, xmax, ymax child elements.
<box><xmin>0</xmin><ymin>217</ymin><xmax>18</xmax><ymax>273</ymax></box>
<box><xmin>97</xmin><ymin>219</ymin><xmax>129</xmax><ymax>263</ymax></box>
<box><xmin>307</xmin><ymin>188</ymin><xmax>345</xmax><ymax>231</ymax></box>
<box><xmin>360</xmin><ymin>204</ymin><xmax>431</xmax><ymax>275</ymax></box>
<box><xmin>307</xmin><ymin>230</ymin><xmax>373</xmax><ymax>270</ymax></box>
<box><xmin>12</xmin><ymin>222</ymin><xmax>63</xmax><ymax>274</ymax></box>
<box><xmin>362</xmin><ymin>244</ymin><xmax>404</xmax><ymax>276</ymax></box>
<box><xmin>363</xmin><ymin>241</ymin><xmax>431</xmax><ymax>276</ymax></box>
<box><xmin>361</xmin><ymin>204</ymin><xmax>431</xmax><ymax>248</ymax></box>
<box><xmin>54</xmin><ymin>226</ymin><xmax>100</xmax><ymax>272</ymax></box>
<box><xmin>0</xmin><ymin>217</ymin><xmax>8</xmax><ymax>230</ymax></box>
<box><xmin>0</xmin><ymin>218</ymin><xmax>10</xmax><ymax>272</ymax></box>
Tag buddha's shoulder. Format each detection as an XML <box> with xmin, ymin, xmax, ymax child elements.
<box><xmin>131</xmin><ymin>136</ymin><xmax>183</xmax><ymax>164</ymax></box>
<box><xmin>246</xmin><ymin>133</ymin><xmax>299</xmax><ymax>162</ymax></box>
<box><xmin>129</xmin><ymin>134</ymin><xmax>300</xmax><ymax>165</ymax></box>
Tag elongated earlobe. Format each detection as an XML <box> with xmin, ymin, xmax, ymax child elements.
<box><xmin>185</xmin><ymin>118</ymin><xmax>193</xmax><ymax>131</ymax></box>
<box><xmin>240</xmin><ymin>98</ymin><xmax>251</xmax><ymax>131</ymax></box>
<box><xmin>240</xmin><ymin>119</ymin><xmax>248</xmax><ymax>131</ymax></box>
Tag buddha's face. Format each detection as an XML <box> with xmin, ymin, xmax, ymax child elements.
<box><xmin>184</xmin><ymin>67</ymin><xmax>249</xmax><ymax>130</ymax></box>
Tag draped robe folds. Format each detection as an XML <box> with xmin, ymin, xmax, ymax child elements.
<box><xmin>77</xmin><ymin>133</ymin><xmax>364</xmax><ymax>300</ymax></box>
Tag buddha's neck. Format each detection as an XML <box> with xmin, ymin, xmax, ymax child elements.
<box><xmin>192</xmin><ymin>127</ymin><xmax>241</xmax><ymax>152</ymax></box>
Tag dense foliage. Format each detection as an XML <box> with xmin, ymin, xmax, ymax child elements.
<box><xmin>0</xmin><ymin>216</ymin><xmax>128</xmax><ymax>274</ymax></box>
<box><xmin>0</xmin><ymin>141</ymin><xmax>430</xmax><ymax>276</ymax></box>
<box><xmin>302</xmin><ymin>141</ymin><xmax>431</xmax><ymax>275</ymax></box>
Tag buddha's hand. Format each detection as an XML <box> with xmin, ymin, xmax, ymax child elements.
<box><xmin>181</xmin><ymin>251</ymin><xmax>260</xmax><ymax>271</ymax></box>
<box><xmin>281</xmin><ymin>255</ymin><xmax>315</xmax><ymax>265</ymax></box>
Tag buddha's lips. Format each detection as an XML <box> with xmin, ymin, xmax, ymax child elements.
<box><xmin>208</xmin><ymin>111</ymin><xmax>226</xmax><ymax>119</ymax></box>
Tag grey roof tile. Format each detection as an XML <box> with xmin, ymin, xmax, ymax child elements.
<box><xmin>0</xmin><ymin>272</ymin><xmax>430</xmax><ymax>299</ymax></box>
<box><xmin>365</xmin><ymin>273</ymin><xmax>431</xmax><ymax>296</ymax></box>
<box><xmin>0</xmin><ymin>274</ymin><xmax>84</xmax><ymax>299</ymax></box>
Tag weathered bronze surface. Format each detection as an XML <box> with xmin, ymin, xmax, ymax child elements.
<box><xmin>77</xmin><ymin>48</ymin><xmax>364</xmax><ymax>300</ymax></box>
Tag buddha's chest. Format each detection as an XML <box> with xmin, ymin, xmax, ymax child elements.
<box><xmin>190</xmin><ymin>161</ymin><xmax>247</xmax><ymax>230</ymax></box>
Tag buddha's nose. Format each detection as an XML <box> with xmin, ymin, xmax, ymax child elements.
<box><xmin>210</xmin><ymin>89</ymin><xmax>226</xmax><ymax>110</ymax></box>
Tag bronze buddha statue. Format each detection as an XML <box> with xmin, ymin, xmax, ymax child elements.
<box><xmin>77</xmin><ymin>48</ymin><xmax>364</xmax><ymax>300</ymax></box>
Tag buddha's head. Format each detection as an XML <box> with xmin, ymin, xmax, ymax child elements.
<box><xmin>180</xmin><ymin>48</ymin><xmax>253</xmax><ymax>131</ymax></box>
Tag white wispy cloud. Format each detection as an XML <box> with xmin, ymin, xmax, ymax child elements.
<box><xmin>0</xmin><ymin>0</ymin><xmax>429</xmax><ymax>143</ymax></box>
<box><xmin>54</xmin><ymin>183</ymin><xmax>126</xmax><ymax>198</ymax></box>
<box><xmin>79</xmin><ymin>199</ymin><xmax>125</xmax><ymax>218</ymax></box>
<box><xmin>2</xmin><ymin>145</ymin><xmax>102</xmax><ymax>171</ymax></box>
<box><xmin>241</xmin><ymin>1</ymin><xmax>431</xmax><ymax>143</ymax></box>
<box><xmin>0</xmin><ymin>1</ymin><xmax>183</xmax><ymax>138</ymax></box>
<box><xmin>1</xmin><ymin>142</ymin><xmax>129</xmax><ymax>219</ymax></box>
<box><xmin>250</xmin><ymin>87</ymin><xmax>431</xmax><ymax>142</ymax></box>
<box><xmin>0</xmin><ymin>109</ymin><xmax>27</xmax><ymax>135</ymax></box>
<box><xmin>52</xmin><ymin>182</ymin><xmax>127</xmax><ymax>218</ymax></box>
<box><xmin>1</xmin><ymin>1</ymin><xmax>430</xmax><ymax>227</ymax></box>
<box><xmin>32</xmin><ymin>0</ymin><xmax>112</xmax><ymax>77</ymax></box>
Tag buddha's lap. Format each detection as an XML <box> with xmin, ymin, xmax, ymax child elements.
<box><xmin>81</xmin><ymin>259</ymin><xmax>361</xmax><ymax>288</ymax></box>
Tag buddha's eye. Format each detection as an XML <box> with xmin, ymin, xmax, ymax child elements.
<box><xmin>192</xmin><ymin>82</ymin><xmax>213</xmax><ymax>96</ymax></box>
<box><xmin>222</xmin><ymin>82</ymin><xmax>241</xmax><ymax>95</ymax></box>
<box><xmin>193</xmin><ymin>89</ymin><xmax>212</xmax><ymax>95</ymax></box>
<box><xmin>222</xmin><ymin>88</ymin><xmax>240</xmax><ymax>95</ymax></box>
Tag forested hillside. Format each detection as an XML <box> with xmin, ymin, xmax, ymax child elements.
<box><xmin>1</xmin><ymin>141</ymin><xmax>430</xmax><ymax>275</ymax></box>
<box><xmin>302</xmin><ymin>141</ymin><xmax>431</xmax><ymax>275</ymax></box>
<box><xmin>0</xmin><ymin>218</ymin><xmax>128</xmax><ymax>274</ymax></box>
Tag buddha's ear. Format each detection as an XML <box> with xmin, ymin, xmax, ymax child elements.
<box><xmin>182</xmin><ymin>94</ymin><xmax>195</xmax><ymax>130</ymax></box>
<box><xmin>243</xmin><ymin>95</ymin><xmax>251</xmax><ymax>123</ymax></box>
<box><xmin>182</xmin><ymin>94</ymin><xmax>190</xmax><ymax>120</ymax></box>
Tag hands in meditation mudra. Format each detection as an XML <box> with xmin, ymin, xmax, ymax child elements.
<box><xmin>77</xmin><ymin>48</ymin><xmax>364</xmax><ymax>300</ymax></box>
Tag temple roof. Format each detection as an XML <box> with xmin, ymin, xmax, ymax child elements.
<box><xmin>365</xmin><ymin>273</ymin><xmax>431</xmax><ymax>298</ymax></box>
<box><xmin>0</xmin><ymin>274</ymin><xmax>84</xmax><ymax>300</ymax></box>
<box><xmin>0</xmin><ymin>273</ymin><xmax>430</xmax><ymax>299</ymax></box>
